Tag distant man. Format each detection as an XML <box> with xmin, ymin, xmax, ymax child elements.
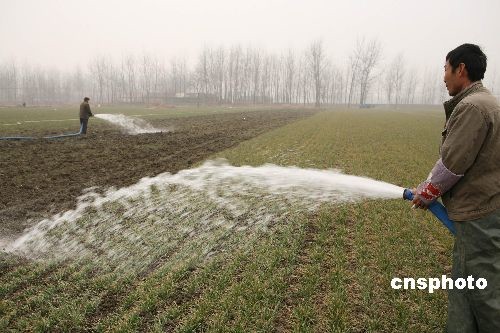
<box><xmin>79</xmin><ymin>97</ymin><xmax>93</xmax><ymax>134</ymax></box>
<box><xmin>411</xmin><ymin>44</ymin><xmax>500</xmax><ymax>332</ymax></box>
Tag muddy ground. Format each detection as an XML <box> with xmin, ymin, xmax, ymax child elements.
<box><xmin>0</xmin><ymin>109</ymin><xmax>316</xmax><ymax>238</ymax></box>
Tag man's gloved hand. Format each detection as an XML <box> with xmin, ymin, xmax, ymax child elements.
<box><xmin>412</xmin><ymin>182</ymin><xmax>441</xmax><ymax>209</ymax></box>
<box><xmin>411</xmin><ymin>158</ymin><xmax>463</xmax><ymax>210</ymax></box>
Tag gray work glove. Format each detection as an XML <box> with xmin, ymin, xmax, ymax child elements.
<box><xmin>413</xmin><ymin>158</ymin><xmax>463</xmax><ymax>209</ymax></box>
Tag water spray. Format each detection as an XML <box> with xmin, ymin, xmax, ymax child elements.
<box><xmin>2</xmin><ymin>159</ymin><xmax>456</xmax><ymax>273</ymax></box>
<box><xmin>4</xmin><ymin>160</ymin><xmax>406</xmax><ymax>268</ymax></box>
<box><xmin>403</xmin><ymin>188</ymin><xmax>456</xmax><ymax>235</ymax></box>
<box><xmin>95</xmin><ymin>114</ymin><xmax>169</xmax><ymax>134</ymax></box>
<box><xmin>1</xmin><ymin>113</ymin><xmax>166</xmax><ymax>140</ymax></box>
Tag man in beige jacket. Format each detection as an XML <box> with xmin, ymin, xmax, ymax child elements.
<box><xmin>412</xmin><ymin>44</ymin><xmax>500</xmax><ymax>332</ymax></box>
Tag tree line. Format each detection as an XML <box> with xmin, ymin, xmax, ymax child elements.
<box><xmin>2</xmin><ymin>39</ymin><xmax>495</xmax><ymax>107</ymax></box>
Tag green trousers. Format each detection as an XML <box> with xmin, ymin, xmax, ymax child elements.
<box><xmin>447</xmin><ymin>208</ymin><xmax>500</xmax><ymax>333</ymax></box>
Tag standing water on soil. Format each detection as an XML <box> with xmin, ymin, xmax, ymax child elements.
<box><xmin>95</xmin><ymin>113</ymin><xmax>171</xmax><ymax>134</ymax></box>
<box><xmin>5</xmin><ymin>160</ymin><xmax>404</xmax><ymax>272</ymax></box>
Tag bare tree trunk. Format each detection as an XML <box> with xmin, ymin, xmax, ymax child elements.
<box><xmin>358</xmin><ymin>39</ymin><xmax>381</xmax><ymax>106</ymax></box>
<box><xmin>89</xmin><ymin>56</ymin><xmax>106</xmax><ymax>104</ymax></box>
<box><xmin>285</xmin><ymin>49</ymin><xmax>295</xmax><ymax>104</ymax></box>
<box><xmin>233</xmin><ymin>46</ymin><xmax>241</xmax><ymax>103</ymax></box>
<box><xmin>403</xmin><ymin>68</ymin><xmax>418</xmax><ymax>104</ymax></box>
<box><xmin>298</xmin><ymin>55</ymin><xmax>309</xmax><ymax>106</ymax></box>
<box><xmin>308</xmin><ymin>40</ymin><xmax>325</xmax><ymax>107</ymax></box>
<box><xmin>252</xmin><ymin>49</ymin><xmax>261</xmax><ymax>104</ymax></box>
<box><xmin>347</xmin><ymin>55</ymin><xmax>359</xmax><ymax>107</ymax></box>
<box><xmin>216</xmin><ymin>47</ymin><xmax>225</xmax><ymax>104</ymax></box>
<box><xmin>261</xmin><ymin>56</ymin><xmax>270</xmax><ymax>104</ymax></box>
<box><xmin>391</xmin><ymin>53</ymin><xmax>405</xmax><ymax>107</ymax></box>
<box><xmin>124</xmin><ymin>55</ymin><xmax>136</xmax><ymax>104</ymax></box>
<box><xmin>0</xmin><ymin>61</ymin><xmax>19</xmax><ymax>104</ymax></box>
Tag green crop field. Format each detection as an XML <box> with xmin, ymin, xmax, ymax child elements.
<box><xmin>0</xmin><ymin>106</ymin><xmax>454</xmax><ymax>332</ymax></box>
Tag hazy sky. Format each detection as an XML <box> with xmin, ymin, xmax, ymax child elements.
<box><xmin>1</xmin><ymin>0</ymin><xmax>499</xmax><ymax>79</ymax></box>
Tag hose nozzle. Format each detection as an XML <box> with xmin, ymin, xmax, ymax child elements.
<box><xmin>403</xmin><ymin>188</ymin><xmax>456</xmax><ymax>235</ymax></box>
<box><xmin>403</xmin><ymin>188</ymin><xmax>414</xmax><ymax>201</ymax></box>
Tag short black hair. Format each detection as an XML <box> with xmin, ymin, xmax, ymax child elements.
<box><xmin>84</xmin><ymin>97</ymin><xmax>90</xmax><ymax>101</ymax></box>
<box><xmin>446</xmin><ymin>44</ymin><xmax>487</xmax><ymax>81</ymax></box>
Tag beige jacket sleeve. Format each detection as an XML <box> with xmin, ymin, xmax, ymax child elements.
<box><xmin>441</xmin><ymin>102</ymin><xmax>489</xmax><ymax>175</ymax></box>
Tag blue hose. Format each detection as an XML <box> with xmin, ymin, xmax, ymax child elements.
<box><xmin>0</xmin><ymin>123</ymin><xmax>82</xmax><ymax>140</ymax></box>
<box><xmin>0</xmin><ymin>136</ymin><xmax>36</xmax><ymax>140</ymax></box>
<box><xmin>43</xmin><ymin>126</ymin><xmax>82</xmax><ymax>139</ymax></box>
<box><xmin>403</xmin><ymin>188</ymin><xmax>456</xmax><ymax>235</ymax></box>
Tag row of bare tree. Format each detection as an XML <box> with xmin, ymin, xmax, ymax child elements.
<box><xmin>2</xmin><ymin>39</ymin><xmax>494</xmax><ymax>107</ymax></box>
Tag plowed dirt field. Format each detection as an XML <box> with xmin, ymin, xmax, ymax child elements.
<box><xmin>1</xmin><ymin>109</ymin><xmax>315</xmax><ymax>238</ymax></box>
